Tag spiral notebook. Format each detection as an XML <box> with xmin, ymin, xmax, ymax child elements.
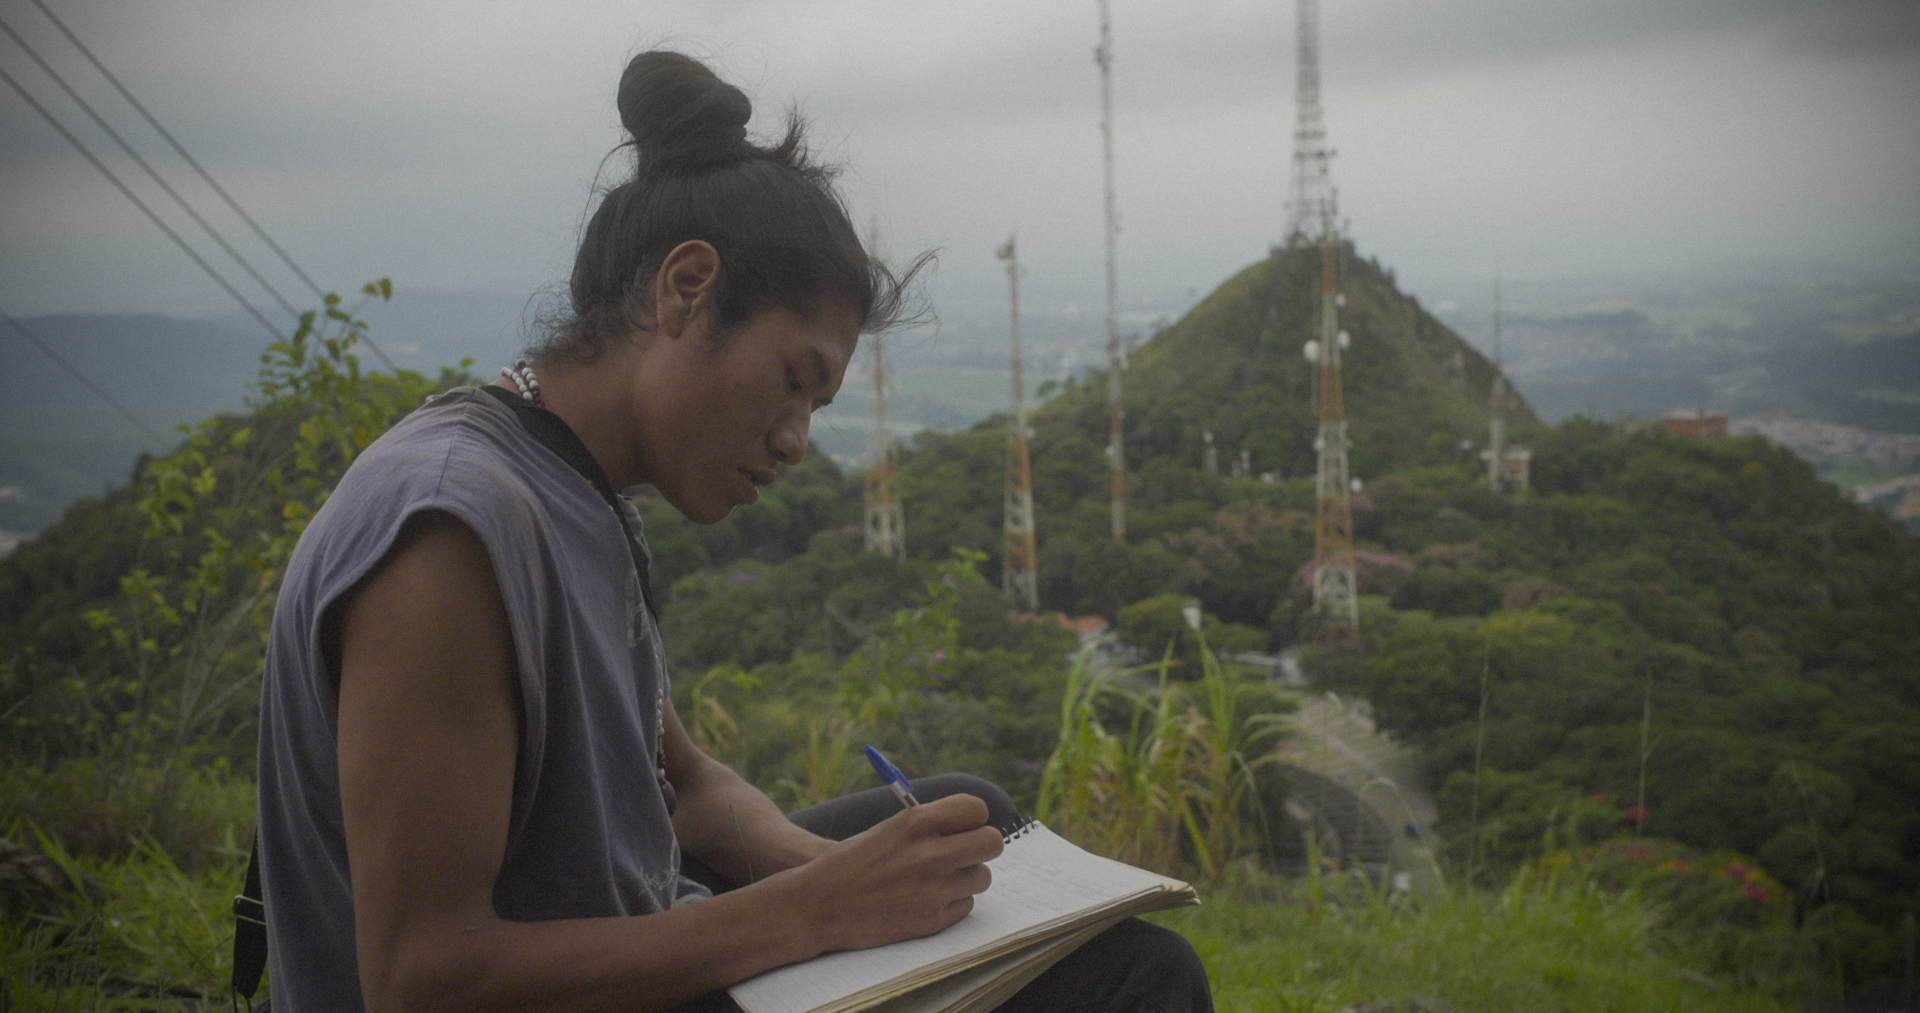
<box><xmin>727</xmin><ymin>821</ymin><xmax>1198</xmax><ymax>1013</ymax></box>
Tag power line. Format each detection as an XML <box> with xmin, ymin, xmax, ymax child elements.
<box><xmin>8</xmin><ymin>2</ymin><xmax>402</xmax><ymax>373</ymax></box>
<box><xmin>0</xmin><ymin>13</ymin><xmax>302</xmax><ymax>320</ymax></box>
<box><xmin>0</xmin><ymin>62</ymin><xmax>286</xmax><ymax>342</ymax></box>
<box><xmin>1</xmin><ymin>308</ymin><xmax>165</xmax><ymax>444</ymax></box>
<box><xmin>27</xmin><ymin>0</ymin><xmax>325</xmax><ymax>301</ymax></box>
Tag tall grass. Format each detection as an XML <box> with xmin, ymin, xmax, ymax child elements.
<box><xmin>0</xmin><ymin>757</ymin><xmax>252</xmax><ymax>872</ymax></box>
<box><xmin>1036</xmin><ymin>636</ymin><xmax>1282</xmax><ymax>886</ymax></box>
<box><xmin>3</xmin><ymin>825</ymin><xmax>243</xmax><ymax>1010</ymax></box>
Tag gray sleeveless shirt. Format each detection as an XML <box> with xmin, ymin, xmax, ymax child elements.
<box><xmin>256</xmin><ymin>387</ymin><xmax>707</xmax><ymax>1012</ymax></box>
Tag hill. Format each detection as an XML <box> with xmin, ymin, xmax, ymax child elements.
<box><xmin>885</xmin><ymin>242</ymin><xmax>1537</xmax><ymax>622</ymax></box>
<box><xmin>4</xmin><ymin>250</ymin><xmax>1917</xmax><ymax>996</ymax></box>
<box><xmin>1039</xmin><ymin>242</ymin><xmax>1538</xmax><ymax>481</ymax></box>
<box><xmin>0</xmin><ymin>291</ymin><xmax>529</xmax><ymax>538</ymax></box>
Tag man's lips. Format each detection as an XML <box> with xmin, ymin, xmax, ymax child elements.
<box><xmin>738</xmin><ymin>467</ymin><xmax>775</xmax><ymax>502</ymax></box>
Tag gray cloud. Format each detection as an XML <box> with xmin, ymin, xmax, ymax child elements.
<box><xmin>0</xmin><ymin>0</ymin><xmax>1914</xmax><ymax>332</ymax></box>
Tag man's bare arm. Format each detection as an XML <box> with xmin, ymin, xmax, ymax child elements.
<box><xmin>335</xmin><ymin>511</ymin><xmax>1002</xmax><ymax>1013</ymax></box>
<box><xmin>664</xmin><ymin>700</ymin><xmax>833</xmax><ymax>885</ymax></box>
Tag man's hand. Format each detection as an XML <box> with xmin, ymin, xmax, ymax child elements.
<box><xmin>783</xmin><ymin>793</ymin><xmax>1003</xmax><ymax>953</ymax></box>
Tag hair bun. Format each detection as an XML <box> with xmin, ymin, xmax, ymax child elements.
<box><xmin>618</xmin><ymin>51</ymin><xmax>753</xmax><ymax>173</ymax></box>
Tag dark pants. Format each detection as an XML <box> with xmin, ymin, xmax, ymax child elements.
<box><xmin>675</xmin><ymin>773</ymin><xmax>1213</xmax><ymax>1013</ymax></box>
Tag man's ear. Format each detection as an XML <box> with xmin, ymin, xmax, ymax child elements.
<box><xmin>653</xmin><ymin>241</ymin><xmax>721</xmax><ymax>340</ymax></box>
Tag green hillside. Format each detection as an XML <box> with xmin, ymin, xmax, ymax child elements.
<box><xmin>888</xmin><ymin>243</ymin><xmax>1539</xmax><ymax>623</ymax></box>
<box><xmin>1039</xmin><ymin>242</ymin><xmax>1537</xmax><ymax>481</ymax></box>
<box><xmin>4</xmin><ymin>258</ymin><xmax>1917</xmax><ymax>1001</ymax></box>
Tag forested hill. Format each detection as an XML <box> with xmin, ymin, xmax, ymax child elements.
<box><xmin>1039</xmin><ymin>242</ymin><xmax>1539</xmax><ymax>482</ymax></box>
<box><xmin>863</xmin><ymin>243</ymin><xmax>1538</xmax><ymax>621</ymax></box>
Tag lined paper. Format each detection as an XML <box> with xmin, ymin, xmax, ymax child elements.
<box><xmin>729</xmin><ymin>825</ymin><xmax>1189</xmax><ymax>1013</ymax></box>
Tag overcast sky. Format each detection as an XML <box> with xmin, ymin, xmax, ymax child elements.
<box><xmin>2</xmin><ymin>0</ymin><xmax>1916</xmax><ymax>330</ymax></box>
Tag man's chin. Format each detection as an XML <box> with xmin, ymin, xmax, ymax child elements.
<box><xmin>685</xmin><ymin>499</ymin><xmax>738</xmax><ymax>525</ymax></box>
<box><xmin>656</xmin><ymin>487</ymin><xmax>735</xmax><ymax>525</ymax></box>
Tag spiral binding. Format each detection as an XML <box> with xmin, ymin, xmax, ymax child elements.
<box><xmin>1003</xmin><ymin>817</ymin><xmax>1041</xmax><ymax>844</ymax></box>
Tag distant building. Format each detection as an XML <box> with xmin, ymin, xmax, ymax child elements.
<box><xmin>1662</xmin><ymin>410</ymin><xmax>1728</xmax><ymax>439</ymax></box>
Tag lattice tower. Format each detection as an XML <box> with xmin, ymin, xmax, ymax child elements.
<box><xmin>862</xmin><ymin>222</ymin><xmax>905</xmax><ymax>559</ymax></box>
<box><xmin>1096</xmin><ymin>0</ymin><xmax>1126</xmax><ymax>542</ymax></box>
<box><xmin>998</xmin><ymin>236</ymin><xmax>1038</xmax><ymax>610</ymax></box>
<box><xmin>1487</xmin><ymin>275</ymin><xmax>1508</xmax><ymax>494</ymax></box>
<box><xmin>1285</xmin><ymin>0</ymin><xmax>1336</xmax><ymax>248</ymax></box>
<box><xmin>1308</xmin><ymin>224</ymin><xmax>1358</xmax><ymax>636</ymax></box>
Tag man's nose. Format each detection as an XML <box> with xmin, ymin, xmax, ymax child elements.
<box><xmin>770</xmin><ymin>410</ymin><xmax>809</xmax><ymax>467</ymax></box>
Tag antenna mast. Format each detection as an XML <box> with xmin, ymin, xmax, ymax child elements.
<box><xmin>863</xmin><ymin>221</ymin><xmax>906</xmax><ymax>560</ymax></box>
<box><xmin>999</xmin><ymin>236</ymin><xmax>1039</xmax><ymax>610</ymax></box>
<box><xmin>1285</xmin><ymin>0</ymin><xmax>1335</xmax><ymax>246</ymax></box>
<box><xmin>1487</xmin><ymin>276</ymin><xmax>1507</xmax><ymax>494</ymax></box>
<box><xmin>1096</xmin><ymin>0</ymin><xmax>1126</xmax><ymax>542</ymax></box>
<box><xmin>1294</xmin><ymin>0</ymin><xmax>1358</xmax><ymax>637</ymax></box>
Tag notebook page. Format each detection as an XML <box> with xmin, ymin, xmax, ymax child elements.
<box><xmin>729</xmin><ymin>825</ymin><xmax>1177</xmax><ymax>1013</ymax></box>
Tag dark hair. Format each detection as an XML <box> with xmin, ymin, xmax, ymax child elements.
<box><xmin>532</xmin><ymin>51</ymin><xmax>914</xmax><ymax>364</ymax></box>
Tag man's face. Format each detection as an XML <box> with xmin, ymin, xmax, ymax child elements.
<box><xmin>632</xmin><ymin>304</ymin><xmax>859</xmax><ymax>524</ymax></box>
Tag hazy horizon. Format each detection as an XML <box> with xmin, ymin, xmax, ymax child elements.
<box><xmin>3</xmin><ymin>0</ymin><xmax>1916</xmax><ymax>334</ymax></box>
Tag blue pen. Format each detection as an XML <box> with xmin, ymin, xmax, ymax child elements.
<box><xmin>863</xmin><ymin>745</ymin><xmax>920</xmax><ymax>808</ymax></box>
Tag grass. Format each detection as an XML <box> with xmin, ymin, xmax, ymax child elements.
<box><xmin>1</xmin><ymin>761</ymin><xmax>1814</xmax><ymax>1012</ymax></box>
<box><xmin>1</xmin><ymin>757</ymin><xmax>253</xmax><ymax>873</ymax></box>
<box><xmin>0</xmin><ymin>633</ymin><xmax>1822</xmax><ymax>1010</ymax></box>
<box><xmin>3</xmin><ymin>833</ymin><xmax>242</xmax><ymax>1010</ymax></box>
<box><xmin>1160</xmin><ymin>874</ymin><xmax>1796</xmax><ymax>1013</ymax></box>
<box><xmin>3</xmin><ymin>757</ymin><xmax>252</xmax><ymax>1009</ymax></box>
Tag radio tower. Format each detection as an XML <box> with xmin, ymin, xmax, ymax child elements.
<box><xmin>863</xmin><ymin>222</ymin><xmax>906</xmax><ymax>560</ymax></box>
<box><xmin>999</xmin><ymin>236</ymin><xmax>1039</xmax><ymax>610</ymax></box>
<box><xmin>1292</xmin><ymin>0</ymin><xmax>1359</xmax><ymax>637</ymax></box>
<box><xmin>1285</xmin><ymin>0</ymin><xmax>1334</xmax><ymax>246</ymax></box>
<box><xmin>1487</xmin><ymin>276</ymin><xmax>1508</xmax><ymax>494</ymax></box>
<box><xmin>1096</xmin><ymin>0</ymin><xmax>1126</xmax><ymax>542</ymax></box>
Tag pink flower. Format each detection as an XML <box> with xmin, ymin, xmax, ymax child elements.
<box><xmin>1726</xmin><ymin>864</ymin><xmax>1749</xmax><ymax>880</ymax></box>
<box><xmin>1625</xmin><ymin>847</ymin><xmax>1650</xmax><ymax>860</ymax></box>
<box><xmin>1743</xmin><ymin>883</ymin><xmax>1767</xmax><ymax>902</ymax></box>
<box><xmin>1593</xmin><ymin>792</ymin><xmax>1607</xmax><ymax>803</ymax></box>
<box><xmin>1626</xmin><ymin>804</ymin><xmax>1649</xmax><ymax>824</ymax></box>
<box><xmin>1673</xmin><ymin>860</ymin><xmax>1688</xmax><ymax>873</ymax></box>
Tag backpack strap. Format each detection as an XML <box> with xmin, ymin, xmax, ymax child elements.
<box><xmin>479</xmin><ymin>384</ymin><xmax>659</xmax><ymax>618</ymax></box>
<box><xmin>232</xmin><ymin>834</ymin><xmax>267</xmax><ymax>1006</ymax></box>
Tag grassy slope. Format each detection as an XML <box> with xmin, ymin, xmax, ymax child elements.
<box><xmin>3</xmin><ymin>834</ymin><xmax>1799</xmax><ymax>1011</ymax></box>
<box><xmin>1167</xmin><ymin>887</ymin><xmax>1794</xmax><ymax>1013</ymax></box>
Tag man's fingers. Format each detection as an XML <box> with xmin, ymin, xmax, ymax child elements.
<box><xmin>956</xmin><ymin>861</ymin><xmax>992</xmax><ymax>897</ymax></box>
<box><xmin>904</xmin><ymin>792</ymin><xmax>990</xmax><ymax>835</ymax></box>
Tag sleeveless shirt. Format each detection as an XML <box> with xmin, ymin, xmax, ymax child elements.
<box><xmin>256</xmin><ymin>387</ymin><xmax>707</xmax><ymax>1012</ymax></box>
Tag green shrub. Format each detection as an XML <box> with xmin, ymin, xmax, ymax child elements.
<box><xmin>0</xmin><ymin>757</ymin><xmax>251</xmax><ymax>873</ymax></box>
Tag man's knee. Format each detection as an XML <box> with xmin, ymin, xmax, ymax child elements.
<box><xmin>911</xmin><ymin>772</ymin><xmax>1022</xmax><ymax>836</ymax></box>
<box><xmin>1108</xmin><ymin>919</ymin><xmax>1211</xmax><ymax>1008</ymax></box>
<box><xmin>1000</xmin><ymin>917</ymin><xmax>1213</xmax><ymax>1013</ymax></box>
